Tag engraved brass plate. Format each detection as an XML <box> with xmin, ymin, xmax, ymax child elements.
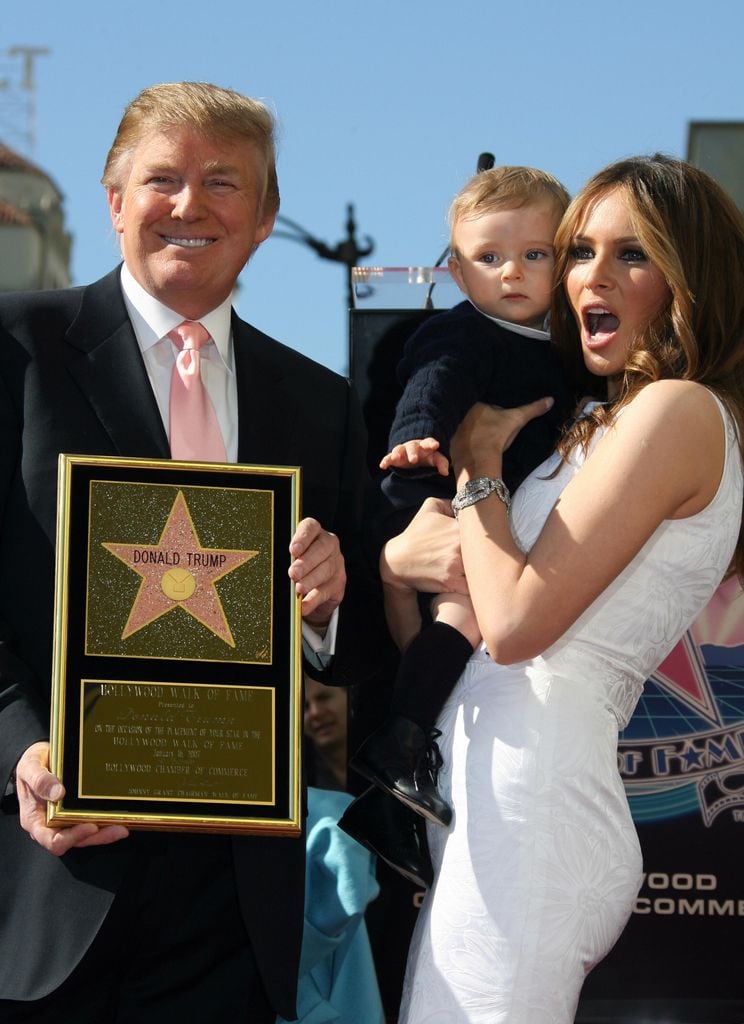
<box><xmin>80</xmin><ymin>681</ymin><xmax>274</xmax><ymax>804</ymax></box>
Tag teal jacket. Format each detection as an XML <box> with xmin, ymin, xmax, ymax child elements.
<box><xmin>278</xmin><ymin>788</ymin><xmax>384</xmax><ymax>1024</ymax></box>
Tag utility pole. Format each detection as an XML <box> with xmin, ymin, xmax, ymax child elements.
<box><xmin>0</xmin><ymin>45</ymin><xmax>50</xmax><ymax>154</ymax></box>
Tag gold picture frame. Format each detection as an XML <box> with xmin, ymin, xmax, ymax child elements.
<box><xmin>48</xmin><ymin>454</ymin><xmax>302</xmax><ymax>836</ymax></box>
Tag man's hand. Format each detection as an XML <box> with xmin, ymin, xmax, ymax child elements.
<box><xmin>380</xmin><ymin>437</ymin><xmax>450</xmax><ymax>477</ymax></box>
<box><xmin>16</xmin><ymin>741</ymin><xmax>129</xmax><ymax>856</ymax></box>
<box><xmin>288</xmin><ymin>518</ymin><xmax>346</xmax><ymax>629</ymax></box>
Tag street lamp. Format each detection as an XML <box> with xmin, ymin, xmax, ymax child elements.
<box><xmin>272</xmin><ymin>203</ymin><xmax>374</xmax><ymax>310</ymax></box>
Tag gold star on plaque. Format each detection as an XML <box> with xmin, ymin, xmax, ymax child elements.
<box><xmin>102</xmin><ymin>490</ymin><xmax>258</xmax><ymax>647</ymax></box>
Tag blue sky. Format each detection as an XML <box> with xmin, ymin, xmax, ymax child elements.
<box><xmin>1</xmin><ymin>0</ymin><xmax>742</xmax><ymax>375</ymax></box>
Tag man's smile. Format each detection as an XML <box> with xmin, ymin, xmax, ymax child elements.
<box><xmin>161</xmin><ymin>236</ymin><xmax>216</xmax><ymax>248</ymax></box>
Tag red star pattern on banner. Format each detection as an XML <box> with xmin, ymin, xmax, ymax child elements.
<box><xmin>650</xmin><ymin>579</ymin><xmax>744</xmax><ymax>728</ymax></box>
<box><xmin>651</xmin><ymin>632</ymin><xmax>721</xmax><ymax>726</ymax></box>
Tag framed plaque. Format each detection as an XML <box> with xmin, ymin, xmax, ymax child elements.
<box><xmin>48</xmin><ymin>454</ymin><xmax>303</xmax><ymax>836</ymax></box>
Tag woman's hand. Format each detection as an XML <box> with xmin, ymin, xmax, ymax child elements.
<box><xmin>450</xmin><ymin>398</ymin><xmax>554</xmax><ymax>480</ymax></box>
<box><xmin>380</xmin><ymin>497</ymin><xmax>467</xmax><ymax>596</ymax></box>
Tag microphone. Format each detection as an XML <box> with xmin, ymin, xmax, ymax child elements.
<box><xmin>425</xmin><ymin>150</ymin><xmax>496</xmax><ymax>308</ymax></box>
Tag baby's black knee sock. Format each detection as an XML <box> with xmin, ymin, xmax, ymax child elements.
<box><xmin>390</xmin><ymin>621</ymin><xmax>474</xmax><ymax>730</ymax></box>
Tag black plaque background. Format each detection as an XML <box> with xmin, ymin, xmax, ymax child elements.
<box><xmin>51</xmin><ymin>457</ymin><xmax>300</xmax><ymax>832</ymax></box>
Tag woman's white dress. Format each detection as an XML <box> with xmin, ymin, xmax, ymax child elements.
<box><xmin>399</xmin><ymin>396</ymin><xmax>743</xmax><ymax>1024</ymax></box>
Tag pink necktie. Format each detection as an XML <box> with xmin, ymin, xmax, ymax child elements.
<box><xmin>168</xmin><ymin>321</ymin><xmax>227</xmax><ymax>462</ymax></box>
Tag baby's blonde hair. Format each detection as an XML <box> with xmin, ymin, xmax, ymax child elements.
<box><xmin>448</xmin><ymin>166</ymin><xmax>569</xmax><ymax>252</ymax></box>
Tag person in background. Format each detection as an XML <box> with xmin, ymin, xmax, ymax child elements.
<box><xmin>0</xmin><ymin>81</ymin><xmax>385</xmax><ymax>1023</ymax></box>
<box><xmin>304</xmin><ymin>676</ymin><xmax>349</xmax><ymax>791</ymax></box>
<box><xmin>381</xmin><ymin>155</ymin><xmax>744</xmax><ymax>1022</ymax></box>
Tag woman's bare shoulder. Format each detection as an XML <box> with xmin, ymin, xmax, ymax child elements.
<box><xmin>617</xmin><ymin>379</ymin><xmax>724</xmax><ymax>441</ymax></box>
<box><xmin>628</xmin><ymin>377</ymin><xmax>720</xmax><ymax>410</ymax></box>
<box><xmin>602</xmin><ymin>380</ymin><xmax>726</xmax><ymax>518</ymax></box>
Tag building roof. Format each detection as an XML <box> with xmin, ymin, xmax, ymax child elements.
<box><xmin>0</xmin><ymin>141</ymin><xmax>64</xmax><ymax>200</ymax></box>
<box><xmin>0</xmin><ymin>196</ymin><xmax>32</xmax><ymax>226</ymax></box>
<box><xmin>0</xmin><ymin>141</ymin><xmax>47</xmax><ymax>175</ymax></box>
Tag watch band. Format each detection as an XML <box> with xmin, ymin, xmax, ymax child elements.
<box><xmin>451</xmin><ymin>476</ymin><xmax>511</xmax><ymax>518</ymax></box>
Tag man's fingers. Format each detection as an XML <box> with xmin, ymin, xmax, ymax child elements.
<box><xmin>22</xmin><ymin>801</ymin><xmax>130</xmax><ymax>856</ymax></box>
<box><xmin>16</xmin><ymin>741</ymin><xmax>64</xmax><ymax>801</ymax></box>
<box><xmin>287</xmin><ymin>519</ymin><xmax>345</xmax><ymax>626</ymax></box>
<box><xmin>299</xmin><ymin>586</ymin><xmax>341</xmax><ymax>618</ymax></box>
<box><xmin>16</xmin><ymin>740</ymin><xmax>129</xmax><ymax>855</ymax></box>
<box><xmin>288</xmin><ymin>517</ymin><xmax>322</xmax><ymax>558</ymax></box>
<box><xmin>23</xmin><ymin>765</ymin><xmax>64</xmax><ymax>803</ymax></box>
<box><xmin>294</xmin><ymin>552</ymin><xmax>346</xmax><ymax>606</ymax></box>
<box><xmin>288</xmin><ymin>526</ymin><xmax>340</xmax><ymax>584</ymax></box>
<box><xmin>34</xmin><ymin>823</ymin><xmax>130</xmax><ymax>857</ymax></box>
<box><xmin>43</xmin><ymin>823</ymin><xmax>99</xmax><ymax>855</ymax></box>
<box><xmin>52</xmin><ymin>824</ymin><xmax>130</xmax><ymax>853</ymax></box>
<box><xmin>295</xmin><ymin>548</ymin><xmax>346</xmax><ymax>623</ymax></box>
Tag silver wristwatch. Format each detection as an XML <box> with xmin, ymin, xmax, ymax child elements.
<box><xmin>451</xmin><ymin>476</ymin><xmax>511</xmax><ymax>518</ymax></box>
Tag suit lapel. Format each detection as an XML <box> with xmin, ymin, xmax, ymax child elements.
<box><xmin>64</xmin><ymin>282</ymin><xmax>300</xmax><ymax>465</ymax></box>
<box><xmin>232</xmin><ymin>315</ymin><xmax>298</xmax><ymax>467</ymax></box>
<box><xmin>64</xmin><ymin>268</ymin><xmax>170</xmax><ymax>459</ymax></box>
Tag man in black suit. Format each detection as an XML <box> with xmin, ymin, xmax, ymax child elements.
<box><xmin>0</xmin><ymin>82</ymin><xmax>382</xmax><ymax>1022</ymax></box>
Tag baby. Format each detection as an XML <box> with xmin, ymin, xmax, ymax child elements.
<box><xmin>349</xmin><ymin>166</ymin><xmax>574</xmax><ymax>838</ymax></box>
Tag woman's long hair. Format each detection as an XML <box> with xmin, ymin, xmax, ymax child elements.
<box><xmin>551</xmin><ymin>154</ymin><xmax>744</xmax><ymax>579</ymax></box>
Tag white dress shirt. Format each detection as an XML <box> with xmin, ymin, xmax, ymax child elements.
<box><xmin>119</xmin><ymin>264</ymin><xmax>337</xmax><ymax>664</ymax></box>
<box><xmin>120</xmin><ymin>264</ymin><xmax>238</xmax><ymax>460</ymax></box>
<box><xmin>468</xmin><ymin>297</ymin><xmax>551</xmax><ymax>341</ymax></box>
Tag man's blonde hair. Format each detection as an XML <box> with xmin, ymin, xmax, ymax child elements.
<box><xmin>101</xmin><ymin>82</ymin><xmax>280</xmax><ymax>218</ymax></box>
<box><xmin>448</xmin><ymin>166</ymin><xmax>569</xmax><ymax>251</ymax></box>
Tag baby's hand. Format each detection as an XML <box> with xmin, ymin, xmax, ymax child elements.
<box><xmin>380</xmin><ymin>437</ymin><xmax>450</xmax><ymax>476</ymax></box>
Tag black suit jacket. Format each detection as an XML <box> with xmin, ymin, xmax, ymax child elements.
<box><xmin>0</xmin><ymin>268</ymin><xmax>382</xmax><ymax>1016</ymax></box>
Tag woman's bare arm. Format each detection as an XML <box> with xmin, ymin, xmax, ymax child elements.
<box><xmin>451</xmin><ymin>380</ymin><xmax>726</xmax><ymax>663</ymax></box>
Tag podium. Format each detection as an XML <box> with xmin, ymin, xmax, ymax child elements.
<box><xmin>349</xmin><ymin>266</ymin><xmax>459</xmax><ymax>473</ymax></box>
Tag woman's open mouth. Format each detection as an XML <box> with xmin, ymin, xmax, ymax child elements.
<box><xmin>583</xmin><ymin>306</ymin><xmax>620</xmax><ymax>346</ymax></box>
